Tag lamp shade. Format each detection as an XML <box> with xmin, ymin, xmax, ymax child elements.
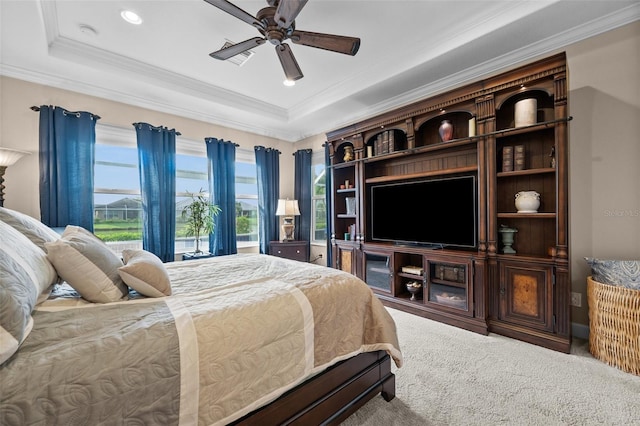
<box><xmin>275</xmin><ymin>199</ymin><xmax>300</xmax><ymax>216</ymax></box>
<box><xmin>0</xmin><ymin>148</ymin><xmax>30</xmax><ymax>167</ymax></box>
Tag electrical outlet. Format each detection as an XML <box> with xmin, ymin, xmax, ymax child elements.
<box><xmin>570</xmin><ymin>292</ymin><xmax>582</xmax><ymax>307</ymax></box>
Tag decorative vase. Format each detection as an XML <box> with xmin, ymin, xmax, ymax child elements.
<box><xmin>439</xmin><ymin>120</ymin><xmax>454</xmax><ymax>142</ymax></box>
<box><xmin>343</xmin><ymin>145</ymin><xmax>354</xmax><ymax>162</ymax></box>
<box><xmin>499</xmin><ymin>225</ymin><xmax>518</xmax><ymax>254</ymax></box>
<box><xmin>514</xmin><ymin>98</ymin><xmax>537</xmax><ymax>127</ymax></box>
<box><xmin>515</xmin><ymin>190</ymin><xmax>540</xmax><ymax>213</ymax></box>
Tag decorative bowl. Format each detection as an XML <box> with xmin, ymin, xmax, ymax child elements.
<box><xmin>406</xmin><ymin>281</ymin><xmax>422</xmax><ymax>301</ymax></box>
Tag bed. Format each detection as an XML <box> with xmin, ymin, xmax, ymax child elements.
<box><xmin>0</xmin><ymin>207</ymin><xmax>402</xmax><ymax>425</ymax></box>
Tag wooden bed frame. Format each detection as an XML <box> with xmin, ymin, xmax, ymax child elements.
<box><xmin>232</xmin><ymin>350</ymin><xmax>395</xmax><ymax>425</ymax></box>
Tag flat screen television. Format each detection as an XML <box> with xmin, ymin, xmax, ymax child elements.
<box><xmin>368</xmin><ymin>175</ymin><xmax>477</xmax><ymax>249</ymax></box>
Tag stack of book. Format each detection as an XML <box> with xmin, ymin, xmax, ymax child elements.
<box><xmin>374</xmin><ymin>130</ymin><xmax>396</xmax><ymax>156</ymax></box>
<box><xmin>502</xmin><ymin>145</ymin><xmax>525</xmax><ymax>172</ymax></box>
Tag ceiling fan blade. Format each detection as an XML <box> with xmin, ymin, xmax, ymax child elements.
<box><xmin>276</xmin><ymin>43</ymin><xmax>303</xmax><ymax>81</ymax></box>
<box><xmin>290</xmin><ymin>30</ymin><xmax>360</xmax><ymax>56</ymax></box>
<box><xmin>210</xmin><ymin>37</ymin><xmax>266</xmax><ymax>60</ymax></box>
<box><xmin>203</xmin><ymin>0</ymin><xmax>265</xmax><ymax>30</ymax></box>
<box><xmin>274</xmin><ymin>0</ymin><xmax>309</xmax><ymax>29</ymax></box>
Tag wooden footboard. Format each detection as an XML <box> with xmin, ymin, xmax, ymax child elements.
<box><xmin>231</xmin><ymin>350</ymin><xmax>395</xmax><ymax>425</ymax></box>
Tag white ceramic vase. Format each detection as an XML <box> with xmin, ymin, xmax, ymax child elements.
<box><xmin>515</xmin><ymin>191</ymin><xmax>540</xmax><ymax>213</ymax></box>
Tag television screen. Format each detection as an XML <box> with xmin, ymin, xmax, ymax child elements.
<box><xmin>369</xmin><ymin>175</ymin><xmax>477</xmax><ymax>248</ymax></box>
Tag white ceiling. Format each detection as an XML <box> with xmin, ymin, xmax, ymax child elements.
<box><xmin>1</xmin><ymin>0</ymin><xmax>638</xmax><ymax>142</ymax></box>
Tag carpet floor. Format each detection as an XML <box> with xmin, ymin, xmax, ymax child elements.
<box><xmin>342</xmin><ymin>307</ymin><xmax>640</xmax><ymax>425</ymax></box>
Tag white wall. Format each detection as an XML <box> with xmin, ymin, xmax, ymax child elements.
<box><xmin>564</xmin><ymin>21</ymin><xmax>640</xmax><ymax>327</ymax></box>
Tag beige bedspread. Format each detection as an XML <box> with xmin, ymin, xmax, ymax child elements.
<box><xmin>2</xmin><ymin>253</ymin><xmax>402</xmax><ymax>425</ymax></box>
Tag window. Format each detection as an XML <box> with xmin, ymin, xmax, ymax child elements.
<box><xmin>235</xmin><ymin>152</ymin><xmax>259</xmax><ymax>248</ymax></box>
<box><xmin>311</xmin><ymin>159</ymin><xmax>327</xmax><ymax>242</ymax></box>
<box><xmin>175</xmin><ymin>152</ymin><xmax>209</xmax><ymax>253</ymax></box>
<box><xmin>94</xmin><ymin>130</ymin><xmax>143</xmax><ymax>253</ymax></box>
<box><xmin>93</xmin><ymin>124</ymin><xmax>259</xmax><ymax>255</ymax></box>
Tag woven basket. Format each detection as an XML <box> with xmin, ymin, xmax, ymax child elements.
<box><xmin>587</xmin><ymin>277</ymin><xmax>640</xmax><ymax>376</ymax></box>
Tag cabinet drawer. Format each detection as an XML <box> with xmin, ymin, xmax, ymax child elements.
<box><xmin>269</xmin><ymin>242</ymin><xmax>308</xmax><ymax>262</ymax></box>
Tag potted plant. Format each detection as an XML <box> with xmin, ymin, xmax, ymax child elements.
<box><xmin>181</xmin><ymin>190</ymin><xmax>221</xmax><ymax>254</ymax></box>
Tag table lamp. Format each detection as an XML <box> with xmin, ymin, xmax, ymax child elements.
<box><xmin>275</xmin><ymin>199</ymin><xmax>300</xmax><ymax>241</ymax></box>
<box><xmin>0</xmin><ymin>148</ymin><xmax>30</xmax><ymax>207</ymax></box>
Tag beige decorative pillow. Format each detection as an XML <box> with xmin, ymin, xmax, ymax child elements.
<box><xmin>119</xmin><ymin>249</ymin><xmax>172</xmax><ymax>297</ymax></box>
<box><xmin>0</xmin><ymin>207</ymin><xmax>61</xmax><ymax>251</ymax></box>
<box><xmin>45</xmin><ymin>226</ymin><xmax>128</xmax><ymax>303</ymax></box>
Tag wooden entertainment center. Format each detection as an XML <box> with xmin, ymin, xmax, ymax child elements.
<box><xmin>326</xmin><ymin>53</ymin><xmax>571</xmax><ymax>352</ymax></box>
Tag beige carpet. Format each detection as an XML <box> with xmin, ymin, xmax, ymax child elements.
<box><xmin>342</xmin><ymin>308</ymin><xmax>640</xmax><ymax>425</ymax></box>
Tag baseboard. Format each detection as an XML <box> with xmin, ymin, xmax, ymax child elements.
<box><xmin>572</xmin><ymin>322</ymin><xmax>590</xmax><ymax>340</ymax></box>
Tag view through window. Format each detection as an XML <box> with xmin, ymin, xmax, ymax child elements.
<box><xmin>312</xmin><ymin>160</ymin><xmax>327</xmax><ymax>242</ymax></box>
<box><xmin>93</xmin><ymin>125</ymin><xmax>258</xmax><ymax>255</ymax></box>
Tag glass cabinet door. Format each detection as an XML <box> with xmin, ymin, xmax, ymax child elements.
<box><xmin>427</xmin><ymin>261</ymin><xmax>469</xmax><ymax>311</ymax></box>
<box><xmin>364</xmin><ymin>252</ymin><xmax>392</xmax><ymax>293</ymax></box>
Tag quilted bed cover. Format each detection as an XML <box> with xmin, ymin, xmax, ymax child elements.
<box><xmin>0</xmin><ymin>253</ymin><xmax>402</xmax><ymax>425</ymax></box>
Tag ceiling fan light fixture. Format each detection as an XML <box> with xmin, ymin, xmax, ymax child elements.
<box><xmin>121</xmin><ymin>10</ymin><xmax>142</xmax><ymax>25</ymax></box>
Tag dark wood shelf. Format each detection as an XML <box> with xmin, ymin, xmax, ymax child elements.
<box><xmin>497</xmin><ymin>167</ymin><xmax>556</xmax><ymax>178</ymax></box>
<box><xmin>365</xmin><ymin>165</ymin><xmax>478</xmax><ymax>185</ymax></box>
<box><xmin>398</xmin><ymin>272</ymin><xmax>422</xmax><ymax>280</ymax></box>
<box><xmin>497</xmin><ymin>212</ymin><xmax>556</xmax><ymax>219</ymax></box>
<box><xmin>337</xmin><ymin>214</ymin><xmax>357</xmax><ymax>219</ymax></box>
<box><xmin>430</xmin><ymin>278</ymin><xmax>466</xmax><ymax>289</ymax></box>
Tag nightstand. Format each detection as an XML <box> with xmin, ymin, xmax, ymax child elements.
<box><xmin>182</xmin><ymin>252</ymin><xmax>215</xmax><ymax>261</ymax></box>
<box><xmin>269</xmin><ymin>241</ymin><xmax>308</xmax><ymax>262</ymax></box>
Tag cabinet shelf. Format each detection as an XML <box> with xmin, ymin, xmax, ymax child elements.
<box><xmin>497</xmin><ymin>167</ymin><xmax>555</xmax><ymax>178</ymax></box>
<box><xmin>365</xmin><ymin>165</ymin><xmax>478</xmax><ymax>185</ymax></box>
<box><xmin>430</xmin><ymin>278</ymin><xmax>466</xmax><ymax>289</ymax></box>
<box><xmin>398</xmin><ymin>272</ymin><xmax>423</xmax><ymax>280</ymax></box>
<box><xmin>330</xmin><ymin>161</ymin><xmax>358</xmax><ymax>169</ymax></box>
<box><xmin>337</xmin><ymin>188</ymin><xmax>356</xmax><ymax>193</ymax></box>
<box><xmin>497</xmin><ymin>212</ymin><xmax>556</xmax><ymax>219</ymax></box>
<box><xmin>494</xmin><ymin>117</ymin><xmax>571</xmax><ymax>136</ymax></box>
<box><xmin>337</xmin><ymin>214</ymin><xmax>357</xmax><ymax>219</ymax></box>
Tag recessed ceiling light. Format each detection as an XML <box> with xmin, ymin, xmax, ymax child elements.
<box><xmin>121</xmin><ymin>10</ymin><xmax>142</xmax><ymax>25</ymax></box>
<box><xmin>283</xmin><ymin>79</ymin><xmax>295</xmax><ymax>87</ymax></box>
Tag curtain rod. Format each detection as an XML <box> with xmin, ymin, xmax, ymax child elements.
<box><xmin>31</xmin><ymin>105</ymin><xmax>101</xmax><ymax>120</ymax></box>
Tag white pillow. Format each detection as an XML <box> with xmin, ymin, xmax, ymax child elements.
<box><xmin>45</xmin><ymin>226</ymin><xmax>128</xmax><ymax>303</ymax></box>
<box><xmin>0</xmin><ymin>221</ymin><xmax>57</xmax><ymax>364</ymax></box>
<box><xmin>119</xmin><ymin>249</ymin><xmax>172</xmax><ymax>297</ymax></box>
<box><xmin>0</xmin><ymin>207</ymin><xmax>61</xmax><ymax>251</ymax></box>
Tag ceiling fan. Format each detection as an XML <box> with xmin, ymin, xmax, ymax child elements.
<box><xmin>204</xmin><ymin>0</ymin><xmax>361</xmax><ymax>82</ymax></box>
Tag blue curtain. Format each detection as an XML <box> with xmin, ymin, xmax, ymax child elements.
<box><xmin>324</xmin><ymin>143</ymin><xmax>333</xmax><ymax>267</ymax></box>
<box><xmin>294</xmin><ymin>149</ymin><xmax>312</xmax><ymax>249</ymax></box>
<box><xmin>206</xmin><ymin>138</ymin><xmax>237</xmax><ymax>256</ymax></box>
<box><xmin>254</xmin><ymin>146</ymin><xmax>280</xmax><ymax>254</ymax></box>
<box><xmin>134</xmin><ymin>122</ymin><xmax>177</xmax><ymax>262</ymax></box>
<box><xmin>38</xmin><ymin>105</ymin><xmax>99</xmax><ymax>231</ymax></box>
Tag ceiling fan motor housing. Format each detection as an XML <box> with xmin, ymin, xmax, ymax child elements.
<box><xmin>257</xmin><ymin>7</ymin><xmax>294</xmax><ymax>45</ymax></box>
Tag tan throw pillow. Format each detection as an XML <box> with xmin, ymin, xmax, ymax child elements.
<box><xmin>119</xmin><ymin>249</ymin><xmax>172</xmax><ymax>297</ymax></box>
<box><xmin>45</xmin><ymin>226</ymin><xmax>128</xmax><ymax>303</ymax></box>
